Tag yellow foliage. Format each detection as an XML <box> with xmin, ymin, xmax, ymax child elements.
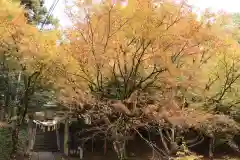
<box><xmin>0</xmin><ymin>0</ymin><xmax>62</xmax><ymax>85</ymax></box>
<box><xmin>62</xmin><ymin>0</ymin><xmax>229</xmax><ymax>95</ymax></box>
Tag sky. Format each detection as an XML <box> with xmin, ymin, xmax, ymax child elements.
<box><xmin>45</xmin><ymin>0</ymin><xmax>240</xmax><ymax>27</ymax></box>
<box><xmin>188</xmin><ymin>0</ymin><xmax>240</xmax><ymax>12</ymax></box>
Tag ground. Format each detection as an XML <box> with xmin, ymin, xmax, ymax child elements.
<box><xmin>27</xmin><ymin>152</ymin><xmax>240</xmax><ymax>160</ymax></box>
<box><xmin>30</xmin><ymin>152</ymin><xmax>54</xmax><ymax>160</ymax></box>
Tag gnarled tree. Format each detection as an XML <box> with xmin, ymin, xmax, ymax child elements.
<box><xmin>55</xmin><ymin>0</ymin><xmax>240</xmax><ymax>159</ymax></box>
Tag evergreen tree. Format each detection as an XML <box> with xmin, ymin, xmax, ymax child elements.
<box><xmin>20</xmin><ymin>0</ymin><xmax>59</xmax><ymax>26</ymax></box>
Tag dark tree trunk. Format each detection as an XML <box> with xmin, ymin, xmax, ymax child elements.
<box><xmin>209</xmin><ymin>137</ymin><xmax>215</xmax><ymax>160</ymax></box>
<box><xmin>0</xmin><ymin>108</ymin><xmax>5</xmax><ymax>121</ymax></box>
<box><xmin>113</xmin><ymin>140</ymin><xmax>126</xmax><ymax>160</ymax></box>
<box><xmin>11</xmin><ymin>123</ymin><xmax>20</xmax><ymax>160</ymax></box>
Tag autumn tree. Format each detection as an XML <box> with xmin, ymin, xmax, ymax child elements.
<box><xmin>0</xmin><ymin>0</ymin><xmax>62</xmax><ymax>158</ymax></box>
<box><xmin>53</xmin><ymin>0</ymin><xmax>240</xmax><ymax>159</ymax></box>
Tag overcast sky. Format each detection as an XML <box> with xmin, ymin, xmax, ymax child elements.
<box><xmin>188</xmin><ymin>0</ymin><xmax>240</xmax><ymax>12</ymax></box>
<box><xmin>44</xmin><ymin>0</ymin><xmax>240</xmax><ymax>27</ymax></box>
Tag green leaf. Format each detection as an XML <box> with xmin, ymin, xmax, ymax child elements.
<box><xmin>7</xmin><ymin>15</ymin><xmax>13</xmax><ymax>21</ymax></box>
<box><xmin>176</xmin><ymin>76</ymin><xmax>183</xmax><ymax>81</ymax></box>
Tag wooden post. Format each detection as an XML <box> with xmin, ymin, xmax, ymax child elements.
<box><xmin>56</xmin><ymin>124</ymin><xmax>60</xmax><ymax>151</ymax></box>
<box><xmin>30</xmin><ymin>127</ymin><xmax>36</xmax><ymax>150</ymax></box>
<box><xmin>25</xmin><ymin>116</ymin><xmax>33</xmax><ymax>155</ymax></box>
<box><xmin>78</xmin><ymin>146</ymin><xmax>83</xmax><ymax>159</ymax></box>
<box><xmin>64</xmin><ymin>118</ymin><xmax>69</xmax><ymax>156</ymax></box>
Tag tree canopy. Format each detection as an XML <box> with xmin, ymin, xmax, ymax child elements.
<box><xmin>53</xmin><ymin>0</ymin><xmax>240</xmax><ymax>158</ymax></box>
<box><xmin>0</xmin><ymin>1</ymin><xmax>63</xmax><ymax>157</ymax></box>
<box><xmin>0</xmin><ymin>0</ymin><xmax>240</xmax><ymax>159</ymax></box>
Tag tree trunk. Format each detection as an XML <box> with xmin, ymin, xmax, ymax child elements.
<box><xmin>0</xmin><ymin>108</ymin><xmax>5</xmax><ymax>121</ymax></box>
<box><xmin>159</xmin><ymin>128</ymin><xmax>170</xmax><ymax>154</ymax></box>
<box><xmin>113</xmin><ymin>140</ymin><xmax>126</xmax><ymax>160</ymax></box>
<box><xmin>11</xmin><ymin>122</ymin><xmax>20</xmax><ymax>160</ymax></box>
<box><xmin>10</xmin><ymin>105</ymin><xmax>21</xmax><ymax>160</ymax></box>
<box><xmin>209</xmin><ymin>137</ymin><xmax>215</xmax><ymax>160</ymax></box>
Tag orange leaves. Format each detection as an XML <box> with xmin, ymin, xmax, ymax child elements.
<box><xmin>59</xmin><ymin>0</ymin><xmax>238</xmax><ymax>102</ymax></box>
<box><xmin>10</xmin><ymin>10</ymin><xmax>26</xmax><ymax>26</ymax></box>
<box><xmin>52</xmin><ymin>1</ymin><xmax>240</xmax><ymax>142</ymax></box>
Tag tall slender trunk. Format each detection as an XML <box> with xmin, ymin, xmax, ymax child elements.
<box><xmin>0</xmin><ymin>108</ymin><xmax>5</xmax><ymax>121</ymax></box>
<box><xmin>11</xmin><ymin>121</ymin><xmax>20</xmax><ymax>159</ymax></box>
<box><xmin>1</xmin><ymin>53</ymin><xmax>10</xmax><ymax>121</ymax></box>
<box><xmin>15</xmin><ymin>71</ymin><xmax>22</xmax><ymax>102</ymax></box>
<box><xmin>209</xmin><ymin>137</ymin><xmax>215</xmax><ymax>160</ymax></box>
<box><xmin>4</xmin><ymin>77</ymin><xmax>10</xmax><ymax>120</ymax></box>
<box><xmin>10</xmin><ymin>71</ymin><xmax>22</xmax><ymax>159</ymax></box>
